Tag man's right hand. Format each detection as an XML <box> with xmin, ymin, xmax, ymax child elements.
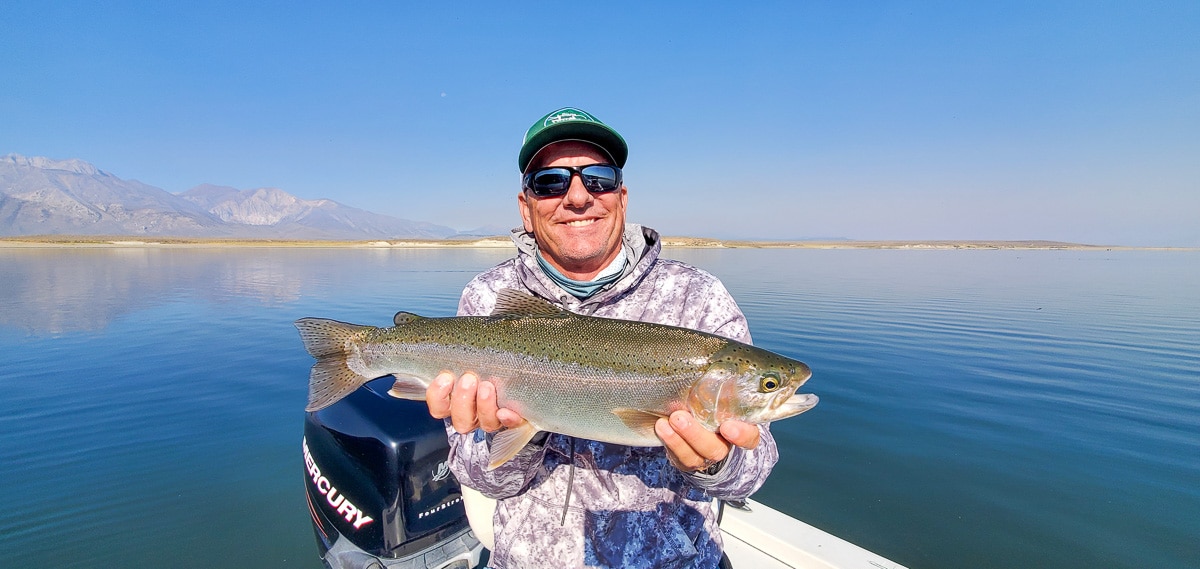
<box><xmin>425</xmin><ymin>371</ymin><xmax>527</xmax><ymax>434</ymax></box>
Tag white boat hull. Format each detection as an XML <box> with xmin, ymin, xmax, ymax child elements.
<box><xmin>720</xmin><ymin>498</ymin><xmax>908</xmax><ymax>569</ymax></box>
<box><xmin>463</xmin><ymin>487</ymin><xmax>907</xmax><ymax>568</ymax></box>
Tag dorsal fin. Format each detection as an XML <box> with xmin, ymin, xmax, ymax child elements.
<box><xmin>393</xmin><ymin>311</ymin><xmax>426</xmax><ymax>326</ymax></box>
<box><xmin>491</xmin><ymin>289</ymin><xmax>569</xmax><ymax>317</ymax></box>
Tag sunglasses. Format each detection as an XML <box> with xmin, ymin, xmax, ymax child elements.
<box><xmin>522</xmin><ymin>164</ymin><xmax>623</xmax><ymax>197</ymax></box>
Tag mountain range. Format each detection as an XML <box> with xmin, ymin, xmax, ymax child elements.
<box><xmin>0</xmin><ymin>154</ymin><xmax>504</xmax><ymax>239</ymax></box>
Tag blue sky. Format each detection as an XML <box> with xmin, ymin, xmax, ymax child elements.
<box><xmin>3</xmin><ymin>1</ymin><xmax>1197</xmax><ymax>245</ymax></box>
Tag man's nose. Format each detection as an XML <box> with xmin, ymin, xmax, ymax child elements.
<box><xmin>562</xmin><ymin>172</ymin><xmax>593</xmax><ymax>206</ymax></box>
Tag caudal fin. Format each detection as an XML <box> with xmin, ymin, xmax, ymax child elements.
<box><xmin>295</xmin><ymin>318</ymin><xmax>374</xmax><ymax>411</ymax></box>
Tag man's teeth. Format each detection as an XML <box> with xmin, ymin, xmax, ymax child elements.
<box><xmin>566</xmin><ymin>219</ymin><xmax>595</xmax><ymax>227</ymax></box>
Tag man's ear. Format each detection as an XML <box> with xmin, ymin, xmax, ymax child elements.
<box><xmin>518</xmin><ymin>191</ymin><xmax>534</xmax><ymax>233</ymax></box>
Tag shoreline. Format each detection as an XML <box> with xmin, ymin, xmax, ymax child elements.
<box><xmin>0</xmin><ymin>235</ymin><xmax>1191</xmax><ymax>251</ymax></box>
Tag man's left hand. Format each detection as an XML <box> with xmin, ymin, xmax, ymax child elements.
<box><xmin>654</xmin><ymin>410</ymin><xmax>760</xmax><ymax>473</ymax></box>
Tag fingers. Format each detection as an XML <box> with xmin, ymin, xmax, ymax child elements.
<box><xmin>476</xmin><ymin>380</ymin><xmax>501</xmax><ymax>432</ymax></box>
<box><xmin>495</xmin><ymin>407</ymin><xmax>527</xmax><ymax>430</ymax></box>
<box><xmin>449</xmin><ymin>372</ymin><xmax>481</xmax><ymax>433</ymax></box>
<box><xmin>719</xmin><ymin>420</ymin><xmax>761</xmax><ymax>450</ymax></box>
<box><xmin>424</xmin><ymin>371</ymin><xmax>521</xmax><ymax>434</ymax></box>
<box><xmin>656</xmin><ymin>410</ymin><xmax>731</xmax><ymax>472</ymax></box>
<box><xmin>426</xmin><ymin>372</ymin><xmax>455</xmax><ymax>419</ymax></box>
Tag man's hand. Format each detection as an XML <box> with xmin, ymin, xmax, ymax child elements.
<box><xmin>655</xmin><ymin>410</ymin><xmax>761</xmax><ymax>473</ymax></box>
<box><xmin>425</xmin><ymin>371</ymin><xmax>526</xmax><ymax>434</ymax></box>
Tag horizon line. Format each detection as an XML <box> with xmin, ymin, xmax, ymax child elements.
<box><xmin>3</xmin><ymin>235</ymin><xmax>1195</xmax><ymax>251</ymax></box>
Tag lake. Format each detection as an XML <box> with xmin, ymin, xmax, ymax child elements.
<box><xmin>1</xmin><ymin>245</ymin><xmax>1196</xmax><ymax>568</ymax></box>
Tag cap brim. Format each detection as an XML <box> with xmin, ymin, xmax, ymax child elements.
<box><xmin>519</xmin><ymin>122</ymin><xmax>628</xmax><ymax>172</ymax></box>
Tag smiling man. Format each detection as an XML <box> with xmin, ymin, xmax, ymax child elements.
<box><xmin>424</xmin><ymin>108</ymin><xmax>779</xmax><ymax>569</ymax></box>
<box><xmin>519</xmin><ymin>140</ymin><xmax>628</xmax><ymax>282</ymax></box>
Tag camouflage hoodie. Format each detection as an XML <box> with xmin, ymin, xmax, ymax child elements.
<box><xmin>447</xmin><ymin>223</ymin><xmax>779</xmax><ymax>569</ymax></box>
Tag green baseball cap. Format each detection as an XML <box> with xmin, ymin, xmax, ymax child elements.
<box><xmin>518</xmin><ymin>107</ymin><xmax>628</xmax><ymax>172</ymax></box>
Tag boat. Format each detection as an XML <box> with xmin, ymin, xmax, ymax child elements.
<box><xmin>303</xmin><ymin>377</ymin><xmax>907</xmax><ymax>569</ymax></box>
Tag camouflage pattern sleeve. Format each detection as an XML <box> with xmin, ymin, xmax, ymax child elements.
<box><xmin>695</xmin><ymin>278</ymin><xmax>753</xmax><ymax>345</ymax></box>
<box><xmin>683</xmin><ymin>423</ymin><xmax>779</xmax><ymax>499</ymax></box>
<box><xmin>443</xmin><ymin>426</ymin><xmax>549</xmax><ymax>499</ymax></box>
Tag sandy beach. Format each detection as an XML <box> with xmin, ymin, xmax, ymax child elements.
<box><xmin>0</xmin><ymin>235</ymin><xmax>1186</xmax><ymax>250</ymax></box>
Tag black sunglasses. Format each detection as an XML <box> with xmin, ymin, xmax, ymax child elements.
<box><xmin>522</xmin><ymin>164</ymin><xmax>623</xmax><ymax>197</ymax></box>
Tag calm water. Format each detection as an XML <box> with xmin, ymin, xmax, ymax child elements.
<box><xmin>0</xmin><ymin>246</ymin><xmax>1196</xmax><ymax>568</ymax></box>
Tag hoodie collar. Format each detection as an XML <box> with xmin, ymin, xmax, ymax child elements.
<box><xmin>510</xmin><ymin>223</ymin><xmax>661</xmax><ymax>313</ymax></box>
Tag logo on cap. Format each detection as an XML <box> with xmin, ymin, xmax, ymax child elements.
<box><xmin>544</xmin><ymin>108</ymin><xmax>595</xmax><ymax>126</ymax></box>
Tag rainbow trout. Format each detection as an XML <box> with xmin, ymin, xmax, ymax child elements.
<box><xmin>295</xmin><ymin>289</ymin><xmax>816</xmax><ymax>469</ymax></box>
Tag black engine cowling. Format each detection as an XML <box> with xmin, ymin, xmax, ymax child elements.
<box><xmin>302</xmin><ymin>376</ymin><xmax>482</xmax><ymax>568</ymax></box>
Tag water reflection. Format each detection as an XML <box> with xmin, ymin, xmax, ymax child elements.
<box><xmin>1</xmin><ymin>246</ymin><xmax>1197</xmax><ymax>569</ymax></box>
<box><xmin>0</xmin><ymin>247</ymin><xmax>514</xmax><ymax>334</ymax></box>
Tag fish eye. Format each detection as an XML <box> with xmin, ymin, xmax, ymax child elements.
<box><xmin>759</xmin><ymin>372</ymin><xmax>782</xmax><ymax>392</ymax></box>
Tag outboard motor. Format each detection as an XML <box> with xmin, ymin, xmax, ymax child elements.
<box><xmin>302</xmin><ymin>377</ymin><xmax>484</xmax><ymax>569</ymax></box>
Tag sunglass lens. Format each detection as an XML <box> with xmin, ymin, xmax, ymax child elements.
<box><xmin>529</xmin><ymin>168</ymin><xmax>571</xmax><ymax>196</ymax></box>
<box><xmin>580</xmin><ymin>165</ymin><xmax>620</xmax><ymax>192</ymax></box>
<box><xmin>525</xmin><ymin>165</ymin><xmax>622</xmax><ymax>196</ymax></box>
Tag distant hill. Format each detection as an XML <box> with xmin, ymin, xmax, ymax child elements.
<box><xmin>0</xmin><ymin>154</ymin><xmax>222</xmax><ymax>236</ymax></box>
<box><xmin>178</xmin><ymin>184</ymin><xmax>457</xmax><ymax>239</ymax></box>
<box><xmin>0</xmin><ymin>154</ymin><xmax>462</xmax><ymax>239</ymax></box>
<box><xmin>450</xmin><ymin>224</ymin><xmax>515</xmax><ymax>239</ymax></box>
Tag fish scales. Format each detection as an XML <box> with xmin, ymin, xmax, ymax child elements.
<box><xmin>295</xmin><ymin>289</ymin><xmax>817</xmax><ymax>467</ymax></box>
<box><xmin>352</xmin><ymin>317</ymin><xmax>714</xmax><ymax>446</ymax></box>
<box><xmin>360</xmin><ymin>313</ymin><xmax>725</xmax><ymax>376</ymax></box>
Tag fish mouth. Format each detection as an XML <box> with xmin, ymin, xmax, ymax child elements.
<box><xmin>776</xmin><ymin>393</ymin><xmax>819</xmax><ymax>418</ymax></box>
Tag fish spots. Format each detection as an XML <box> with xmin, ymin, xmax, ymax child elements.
<box><xmin>302</xmin><ymin>303</ymin><xmax>807</xmax><ymax>426</ymax></box>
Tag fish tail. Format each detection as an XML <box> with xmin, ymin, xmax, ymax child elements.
<box><xmin>294</xmin><ymin>318</ymin><xmax>374</xmax><ymax>412</ymax></box>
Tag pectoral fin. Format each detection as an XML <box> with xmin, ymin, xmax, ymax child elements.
<box><xmin>386</xmin><ymin>376</ymin><xmax>430</xmax><ymax>400</ymax></box>
<box><xmin>612</xmin><ymin>408</ymin><xmax>669</xmax><ymax>441</ymax></box>
<box><xmin>487</xmin><ymin>422</ymin><xmax>541</xmax><ymax>471</ymax></box>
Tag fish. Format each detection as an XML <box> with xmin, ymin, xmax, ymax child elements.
<box><xmin>294</xmin><ymin>289</ymin><xmax>817</xmax><ymax>469</ymax></box>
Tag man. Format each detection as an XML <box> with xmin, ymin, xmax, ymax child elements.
<box><xmin>424</xmin><ymin>108</ymin><xmax>778</xmax><ymax>568</ymax></box>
